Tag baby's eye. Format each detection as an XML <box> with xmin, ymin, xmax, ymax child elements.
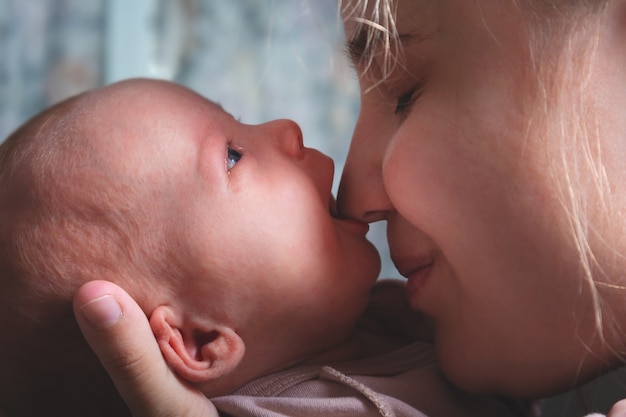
<box><xmin>226</xmin><ymin>146</ymin><xmax>242</xmax><ymax>172</ymax></box>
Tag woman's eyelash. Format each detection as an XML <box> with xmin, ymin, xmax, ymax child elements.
<box><xmin>226</xmin><ymin>146</ymin><xmax>242</xmax><ymax>172</ymax></box>
<box><xmin>394</xmin><ymin>84</ymin><xmax>424</xmax><ymax>116</ymax></box>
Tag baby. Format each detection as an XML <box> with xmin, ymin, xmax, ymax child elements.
<box><xmin>0</xmin><ymin>79</ymin><xmax>528</xmax><ymax>417</ymax></box>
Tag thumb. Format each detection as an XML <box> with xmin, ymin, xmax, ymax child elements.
<box><xmin>607</xmin><ymin>399</ymin><xmax>626</xmax><ymax>417</ymax></box>
<box><xmin>73</xmin><ymin>280</ymin><xmax>217</xmax><ymax>417</ymax></box>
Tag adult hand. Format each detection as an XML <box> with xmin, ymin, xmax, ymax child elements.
<box><xmin>73</xmin><ymin>280</ymin><xmax>218</xmax><ymax>417</ymax></box>
<box><xmin>607</xmin><ymin>399</ymin><xmax>626</xmax><ymax>417</ymax></box>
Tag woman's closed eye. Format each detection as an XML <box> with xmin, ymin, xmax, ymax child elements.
<box><xmin>394</xmin><ymin>83</ymin><xmax>425</xmax><ymax>118</ymax></box>
<box><xmin>227</xmin><ymin>146</ymin><xmax>242</xmax><ymax>172</ymax></box>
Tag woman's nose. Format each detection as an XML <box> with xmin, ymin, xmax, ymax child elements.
<box><xmin>337</xmin><ymin>111</ymin><xmax>394</xmax><ymax>223</ymax></box>
<box><xmin>262</xmin><ymin>119</ymin><xmax>304</xmax><ymax>158</ymax></box>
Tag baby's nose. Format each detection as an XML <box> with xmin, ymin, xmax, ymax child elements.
<box><xmin>264</xmin><ymin>119</ymin><xmax>304</xmax><ymax>158</ymax></box>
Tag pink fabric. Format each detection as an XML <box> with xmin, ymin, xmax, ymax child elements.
<box><xmin>212</xmin><ymin>342</ymin><xmax>527</xmax><ymax>417</ymax></box>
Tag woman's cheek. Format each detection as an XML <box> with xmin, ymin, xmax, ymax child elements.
<box><xmin>383</xmin><ymin>127</ymin><xmax>448</xmax><ymax>233</ymax></box>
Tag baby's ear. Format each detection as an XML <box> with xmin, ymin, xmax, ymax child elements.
<box><xmin>149</xmin><ymin>305</ymin><xmax>245</xmax><ymax>383</ymax></box>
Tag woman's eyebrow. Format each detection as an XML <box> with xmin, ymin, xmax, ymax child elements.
<box><xmin>345</xmin><ymin>26</ymin><xmax>431</xmax><ymax>66</ymax></box>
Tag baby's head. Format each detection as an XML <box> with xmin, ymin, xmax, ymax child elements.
<box><xmin>0</xmin><ymin>78</ymin><xmax>380</xmax><ymax>415</ymax></box>
<box><xmin>0</xmin><ymin>81</ymin><xmax>184</xmax><ymax>416</ymax></box>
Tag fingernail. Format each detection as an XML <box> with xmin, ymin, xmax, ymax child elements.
<box><xmin>80</xmin><ymin>294</ymin><xmax>122</xmax><ymax>329</ymax></box>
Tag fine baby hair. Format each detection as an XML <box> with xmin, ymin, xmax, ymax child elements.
<box><xmin>0</xmin><ymin>93</ymin><xmax>144</xmax><ymax>415</ymax></box>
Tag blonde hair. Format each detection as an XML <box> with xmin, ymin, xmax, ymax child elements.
<box><xmin>520</xmin><ymin>0</ymin><xmax>626</xmax><ymax>365</ymax></box>
<box><xmin>340</xmin><ymin>0</ymin><xmax>624</xmax><ymax>364</ymax></box>
<box><xmin>339</xmin><ymin>0</ymin><xmax>402</xmax><ymax>92</ymax></box>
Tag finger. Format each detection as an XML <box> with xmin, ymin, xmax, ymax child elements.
<box><xmin>73</xmin><ymin>280</ymin><xmax>216</xmax><ymax>417</ymax></box>
<box><xmin>607</xmin><ymin>399</ymin><xmax>626</xmax><ymax>417</ymax></box>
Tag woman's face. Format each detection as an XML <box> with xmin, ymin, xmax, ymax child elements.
<box><xmin>338</xmin><ymin>0</ymin><xmax>626</xmax><ymax>397</ymax></box>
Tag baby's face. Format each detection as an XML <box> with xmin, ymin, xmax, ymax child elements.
<box><xmin>86</xmin><ymin>79</ymin><xmax>380</xmax><ymax>360</ymax></box>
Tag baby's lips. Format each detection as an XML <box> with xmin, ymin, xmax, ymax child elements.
<box><xmin>329</xmin><ymin>194</ymin><xmax>370</xmax><ymax>235</ymax></box>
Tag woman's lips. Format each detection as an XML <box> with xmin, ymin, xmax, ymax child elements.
<box><xmin>406</xmin><ymin>263</ymin><xmax>433</xmax><ymax>302</ymax></box>
<box><xmin>394</xmin><ymin>257</ymin><xmax>435</xmax><ymax>306</ymax></box>
<box><xmin>395</xmin><ymin>257</ymin><xmax>435</xmax><ymax>279</ymax></box>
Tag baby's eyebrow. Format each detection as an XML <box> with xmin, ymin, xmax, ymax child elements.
<box><xmin>207</xmin><ymin>100</ymin><xmax>237</xmax><ymax>119</ymax></box>
<box><xmin>208</xmin><ymin>100</ymin><xmax>225</xmax><ymax>111</ymax></box>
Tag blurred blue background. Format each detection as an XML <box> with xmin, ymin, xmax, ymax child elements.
<box><xmin>0</xmin><ymin>0</ymin><xmax>399</xmax><ymax>279</ymax></box>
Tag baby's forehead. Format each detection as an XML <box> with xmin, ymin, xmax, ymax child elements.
<box><xmin>99</xmin><ymin>79</ymin><xmax>224</xmax><ymax>107</ymax></box>
<box><xmin>90</xmin><ymin>80</ymin><xmax>234</xmax><ymax>128</ymax></box>
<box><xmin>57</xmin><ymin>79</ymin><xmax>237</xmax><ymax>184</ymax></box>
